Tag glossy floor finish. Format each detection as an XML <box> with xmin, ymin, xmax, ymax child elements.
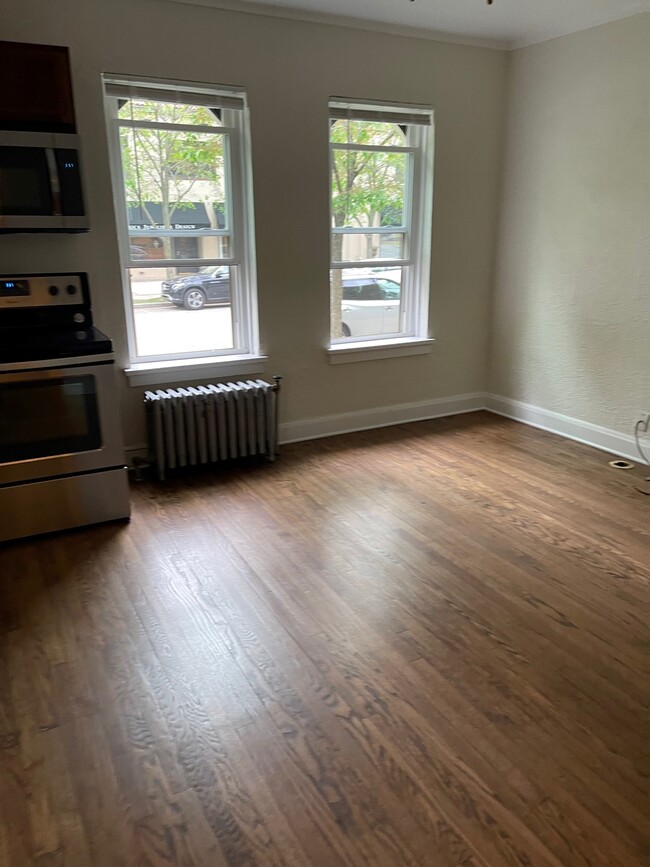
<box><xmin>0</xmin><ymin>412</ymin><xmax>648</xmax><ymax>866</ymax></box>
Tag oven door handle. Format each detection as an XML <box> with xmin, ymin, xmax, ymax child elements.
<box><xmin>0</xmin><ymin>354</ymin><xmax>115</xmax><ymax>373</ymax></box>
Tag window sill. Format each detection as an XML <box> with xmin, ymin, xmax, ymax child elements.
<box><xmin>124</xmin><ymin>354</ymin><xmax>268</xmax><ymax>387</ymax></box>
<box><xmin>326</xmin><ymin>337</ymin><xmax>434</xmax><ymax>364</ymax></box>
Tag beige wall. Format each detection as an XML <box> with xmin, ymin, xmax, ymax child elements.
<box><xmin>489</xmin><ymin>15</ymin><xmax>650</xmax><ymax>435</ymax></box>
<box><xmin>0</xmin><ymin>0</ymin><xmax>507</xmax><ymax>448</ymax></box>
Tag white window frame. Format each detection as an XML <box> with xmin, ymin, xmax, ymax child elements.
<box><xmin>328</xmin><ymin>98</ymin><xmax>434</xmax><ymax>354</ymax></box>
<box><xmin>103</xmin><ymin>75</ymin><xmax>260</xmax><ymax>371</ymax></box>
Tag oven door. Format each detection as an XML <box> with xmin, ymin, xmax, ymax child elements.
<box><xmin>0</xmin><ymin>361</ymin><xmax>125</xmax><ymax>486</ymax></box>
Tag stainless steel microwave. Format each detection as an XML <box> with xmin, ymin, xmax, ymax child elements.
<box><xmin>0</xmin><ymin>130</ymin><xmax>88</xmax><ymax>233</ymax></box>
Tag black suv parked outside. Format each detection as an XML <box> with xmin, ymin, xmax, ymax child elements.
<box><xmin>161</xmin><ymin>266</ymin><xmax>230</xmax><ymax>310</ymax></box>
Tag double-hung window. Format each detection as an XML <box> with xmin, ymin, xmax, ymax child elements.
<box><xmin>329</xmin><ymin>99</ymin><xmax>434</xmax><ymax>346</ymax></box>
<box><xmin>104</xmin><ymin>77</ymin><xmax>258</xmax><ymax>366</ymax></box>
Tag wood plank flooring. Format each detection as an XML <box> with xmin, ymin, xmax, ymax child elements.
<box><xmin>0</xmin><ymin>411</ymin><xmax>648</xmax><ymax>866</ymax></box>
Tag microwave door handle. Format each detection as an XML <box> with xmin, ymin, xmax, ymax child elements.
<box><xmin>45</xmin><ymin>148</ymin><xmax>62</xmax><ymax>216</ymax></box>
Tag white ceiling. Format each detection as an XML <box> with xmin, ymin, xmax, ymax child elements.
<box><xmin>166</xmin><ymin>0</ymin><xmax>649</xmax><ymax>48</ymax></box>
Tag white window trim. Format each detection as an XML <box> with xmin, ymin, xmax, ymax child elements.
<box><xmin>124</xmin><ymin>353</ymin><xmax>268</xmax><ymax>387</ymax></box>
<box><xmin>103</xmin><ymin>75</ymin><xmax>260</xmax><ymax>372</ymax></box>
<box><xmin>326</xmin><ymin>337</ymin><xmax>434</xmax><ymax>364</ymax></box>
<box><xmin>328</xmin><ymin>101</ymin><xmax>434</xmax><ymax>355</ymax></box>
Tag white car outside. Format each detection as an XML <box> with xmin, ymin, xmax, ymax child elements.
<box><xmin>339</xmin><ymin>269</ymin><xmax>401</xmax><ymax>338</ymax></box>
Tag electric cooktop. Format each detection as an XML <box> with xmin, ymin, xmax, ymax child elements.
<box><xmin>0</xmin><ymin>325</ymin><xmax>113</xmax><ymax>363</ymax></box>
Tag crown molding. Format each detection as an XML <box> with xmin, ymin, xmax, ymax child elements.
<box><xmin>508</xmin><ymin>4</ymin><xmax>649</xmax><ymax>50</ymax></box>
<box><xmin>157</xmin><ymin>0</ymin><xmax>649</xmax><ymax>52</ymax></box>
<box><xmin>156</xmin><ymin>0</ymin><xmax>507</xmax><ymax>50</ymax></box>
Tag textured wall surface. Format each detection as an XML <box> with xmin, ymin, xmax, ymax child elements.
<box><xmin>2</xmin><ymin>2</ymin><xmax>645</xmax><ymax>448</ymax></box>
<box><xmin>0</xmin><ymin>0</ymin><xmax>506</xmax><ymax>448</ymax></box>
<box><xmin>489</xmin><ymin>15</ymin><xmax>650</xmax><ymax>436</ymax></box>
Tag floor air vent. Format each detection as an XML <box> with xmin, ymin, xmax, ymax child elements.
<box><xmin>144</xmin><ymin>377</ymin><xmax>281</xmax><ymax>480</ymax></box>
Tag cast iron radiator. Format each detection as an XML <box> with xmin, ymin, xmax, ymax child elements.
<box><xmin>144</xmin><ymin>377</ymin><xmax>281</xmax><ymax>480</ymax></box>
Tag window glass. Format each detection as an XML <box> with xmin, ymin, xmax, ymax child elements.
<box><xmin>330</xmin><ymin>119</ymin><xmax>405</xmax><ymax>147</ymax></box>
<box><xmin>378</xmin><ymin>280</ymin><xmax>400</xmax><ymax>299</ymax></box>
<box><xmin>333</xmin><ymin>233</ymin><xmax>405</xmax><ymax>263</ymax></box>
<box><xmin>128</xmin><ymin>265</ymin><xmax>235</xmax><ymax>357</ymax></box>
<box><xmin>105</xmin><ymin>79</ymin><xmax>257</xmax><ymax>363</ymax></box>
<box><xmin>333</xmin><ymin>266</ymin><xmax>405</xmax><ymax>339</ymax></box>
<box><xmin>331</xmin><ymin>149</ymin><xmax>407</xmax><ymax>234</ymax></box>
<box><xmin>118</xmin><ymin>99</ymin><xmax>221</xmax><ymax>126</ymax></box>
<box><xmin>119</xmin><ymin>123</ymin><xmax>230</xmax><ymax>263</ymax></box>
<box><xmin>330</xmin><ymin>103</ymin><xmax>433</xmax><ymax>344</ymax></box>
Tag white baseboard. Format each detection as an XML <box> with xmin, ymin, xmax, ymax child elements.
<box><xmin>485</xmin><ymin>394</ymin><xmax>639</xmax><ymax>461</ymax></box>
<box><xmin>123</xmin><ymin>392</ymin><xmax>483</xmax><ymax>465</ymax></box>
<box><xmin>278</xmin><ymin>392</ymin><xmax>485</xmax><ymax>444</ymax></box>
<box><xmin>125</xmin><ymin>392</ymin><xmax>639</xmax><ymax>464</ymax></box>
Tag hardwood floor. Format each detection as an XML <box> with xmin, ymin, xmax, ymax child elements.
<box><xmin>0</xmin><ymin>411</ymin><xmax>648</xmax><ymax>866</ymax></box>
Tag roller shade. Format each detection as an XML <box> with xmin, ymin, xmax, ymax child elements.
<box><xmin>330</xmin><ymin>99</ymin><xmax>432</xmax><ymax>127</ymax></box>
<box><xmin>105</xmin><ymin>80</ymin><xmax>245</xmax><ymax>111</ymax></box>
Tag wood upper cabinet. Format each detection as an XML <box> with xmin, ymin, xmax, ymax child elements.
<box><xmin>0</xmin><ymin>41</ymin><xmax>76</xmax><ymax>133</ymax></box>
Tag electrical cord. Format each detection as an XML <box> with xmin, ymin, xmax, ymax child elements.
<box><xmin>633</xmin><ymin>416</ymin><xmax>650</xmax><ymax>495</ymax></box>
<box><xmin>634</xmin><ymin>416</ymin><xmax>650</xmax><ymax>467</ymax></box>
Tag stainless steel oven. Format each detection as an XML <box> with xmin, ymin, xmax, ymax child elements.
<box><xmin>0</xmin><ymin>272</ymin><xmax>129</xmax><ymax>542</ymax></box>
<box><xmin>0</xmin><ymin>358</ymin><xmax>124</xmax><ymax>485</ymax></box>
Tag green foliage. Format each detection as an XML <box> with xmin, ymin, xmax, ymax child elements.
<box><xmin>330</xmin><ymin>120</ymin><xmax>407</xmax><ymax>230</ymax></box>
<box><xmin>119</xmin><ymin>99</ymin><xmax>224</xmax><ymax>227</ymax></box>
<box><xmin>329</xmin><ymin>119</ymin><xmax>410</xmax><ymax>335</ymax></box>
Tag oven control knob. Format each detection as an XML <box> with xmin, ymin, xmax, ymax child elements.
<box><xmin>48</xmin><ymin>285</ymin><xmax>59</xmax><ymax>296</ymax></box>
<box><xmin>73</xmin><ymin>312</ymin><xmax>85</xmax><ymax>324</ymax></box>
<box><xmin>66</xmin><ymin>284</ymin><xmax>77</xmax><ymax>295</ymax></box>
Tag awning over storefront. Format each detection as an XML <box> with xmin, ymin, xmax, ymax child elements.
<box><xmin>127</xmin><ymin>202</ymin><xmax>211</xmax><ymax>231</ymax></box>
